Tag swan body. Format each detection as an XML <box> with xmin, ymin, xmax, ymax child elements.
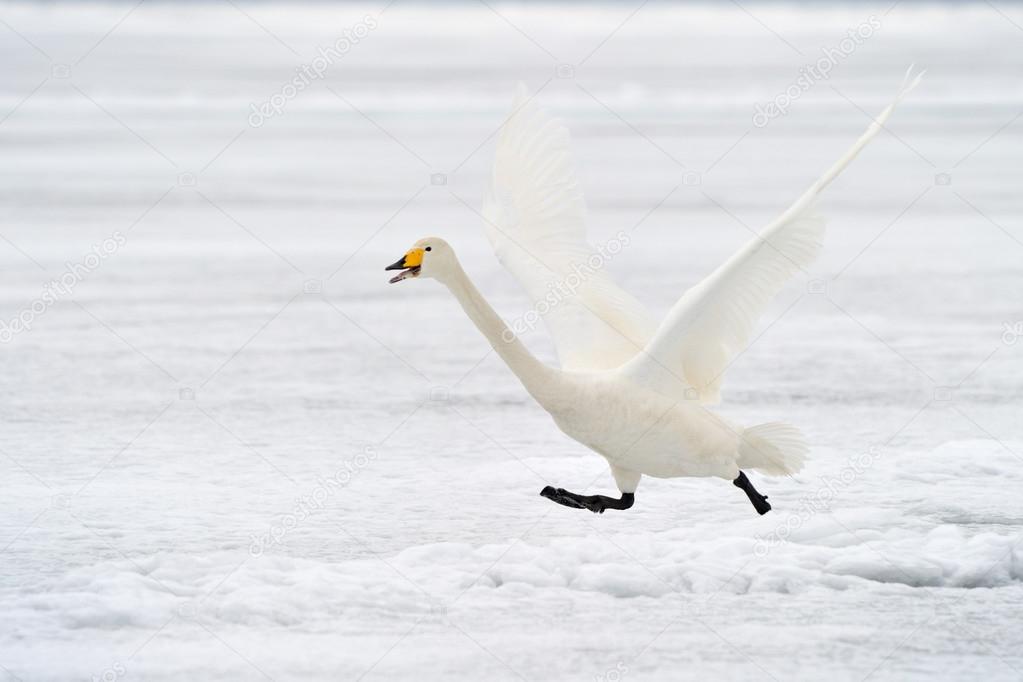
<box><xmin>386</xmin><ymin>69</ymin><xmax>923</xmax><ymax>514</ymax></box>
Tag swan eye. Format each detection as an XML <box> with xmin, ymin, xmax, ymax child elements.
<box><xmin>425</xmin><ymin>247</ymin><xmax>432</xmax><ymax>252</ymax></box>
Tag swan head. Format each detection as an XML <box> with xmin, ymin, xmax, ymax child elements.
<box><xmin>385</xmin><ymin>237</ymin><xmax>454</xmax><ymax>284</ymax></box>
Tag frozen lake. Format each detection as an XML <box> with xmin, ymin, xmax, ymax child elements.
<box><xmin>1</xmin><ymin>1</ymin><xmax>1022</xmax><ymax>680</ymax></box>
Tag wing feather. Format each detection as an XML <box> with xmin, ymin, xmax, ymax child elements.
<box><xmin>621</xmin><ymin>67</ymin><xmax>924</xmax><ymax>402</ymax></box>
<box><xmin>483</xmin><ymin>84</ymin><xmax>656</xmax><ymax>371</ymax></box>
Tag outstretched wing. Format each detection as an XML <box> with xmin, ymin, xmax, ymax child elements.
<box><xmin>620</xmin><ymin>67</ymin><xmax>925</xmax><ymax>403</ymax></box>
<box><xmin>483</xmin><ymin>84</ymin><xmax>656</xmax><ymax>371</ymax></box>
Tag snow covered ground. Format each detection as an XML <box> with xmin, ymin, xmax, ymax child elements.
<box><xmin>1</xmin><ymin>1</ymin><xmax>1022</xmax><ymax>680</ymax></box>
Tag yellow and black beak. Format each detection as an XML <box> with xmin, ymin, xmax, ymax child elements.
<box><xmin>385</xmin><ymin>248</ymin><xmax>424</xmax><ymax>283</ymax></box>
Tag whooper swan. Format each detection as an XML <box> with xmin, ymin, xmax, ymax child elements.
<box><xmin>386</xmin><ymin>69</ymin><xmax>922</xmax><ymax>515</ymax></box>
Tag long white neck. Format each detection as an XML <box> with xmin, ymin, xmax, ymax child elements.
<box><xmin>442</xmin><ymin>260</ymin><xmax>561</xmax><ymax>404</ymax></box>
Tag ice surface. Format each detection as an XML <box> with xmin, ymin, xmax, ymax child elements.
<box><xmin>1</xmin><ymin>1</ymin><xmax>1022</xmax><ymax>680</ymax></box>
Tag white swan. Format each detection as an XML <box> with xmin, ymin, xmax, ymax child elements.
<box><xmin>386</xmin><ymin>69</ymin><xmax>922</xmax><ymax>515</ymax></box>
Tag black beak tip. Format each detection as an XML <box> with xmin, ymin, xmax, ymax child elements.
<box><xmin>384</xmin><ymin>258</ymin><xmax>406</xmax><ymax>271</ymax></box>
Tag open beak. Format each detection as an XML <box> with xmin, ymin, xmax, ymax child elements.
<box><xmin>385</xmin><ymin>248</ymin><xmax>423</xmax><ymax>284</ymax></box>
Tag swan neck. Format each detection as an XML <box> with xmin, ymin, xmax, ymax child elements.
<box><xmin>443</xmin><ymin>262</ymin><xmax>558</xmax><ymax>401</ymax></box>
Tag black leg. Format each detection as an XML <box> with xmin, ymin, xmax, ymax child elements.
<box><xmin>733</xmin><ymin>471</ymin><xmax>771</xmax><ymax>515</ymax></box>
<box><xmin>540</xmin><ymin>486</ymin><xmax>634</xmax><ymax>514</ymax></box>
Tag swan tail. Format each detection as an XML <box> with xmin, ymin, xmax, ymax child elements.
<box><xmin>737</xmin><ymin>422</ymin><xmax>808</xmax><ymax>477</ymax></box>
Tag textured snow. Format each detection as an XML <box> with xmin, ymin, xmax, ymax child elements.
<box><xmin>1</xmin><ymin>1</ymin><xmax>1023</xmax><ymax>680</ymax></box>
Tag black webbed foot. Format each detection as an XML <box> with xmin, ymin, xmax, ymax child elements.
<box><xmin>540</xmin><ymin>486</ymin><xmax>634</xmax><ymax>514</ymax></box>
<box><xmin>540</xmin><ymin>486</ymin><xmax>587</xmax><ymax>509</ymax></box>
<box><xmin>733</xmin><ymin>471</ymin><xmax>771</xmax><ymax>515</ymax></box>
